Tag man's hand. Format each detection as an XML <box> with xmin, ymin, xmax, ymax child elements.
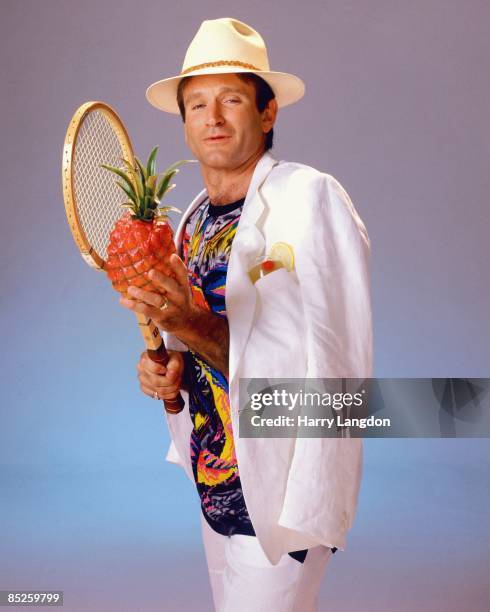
<box><xmin>137</xmin><ymin>349</ymin><xmax>186</xmax><ymax>401</ymax></box>
<box><xmin>119</xmin><ymin>253</ymin><xmax>230</xmax><ymax>379</ymax></box>
<box><xmin>120</xmin><ymin>253</ymin><xmax>195</xmax><ymax>334</ymax></box>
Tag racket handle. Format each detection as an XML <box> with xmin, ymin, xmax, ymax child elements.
<box><xmin>147</xmin><ymin>343</ymin><xmax>185</xmax><ymax>415</ymax></box>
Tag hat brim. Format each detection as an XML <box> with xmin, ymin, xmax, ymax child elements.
<box><xmin>145</xmin><ymin>67</ymin><xmax>305</xmax><ymax>114</ymax></box>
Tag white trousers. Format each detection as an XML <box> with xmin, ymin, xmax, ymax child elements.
<box><xmin>200</xmin><ymin>514</ymin><xmax>333</xmax><ymax>612</ymax></box>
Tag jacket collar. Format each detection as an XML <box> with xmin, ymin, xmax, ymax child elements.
<box><xmin>239</xmin><ymin>150</ymin><xmax>279</xmax><ymax>227</ymax></box>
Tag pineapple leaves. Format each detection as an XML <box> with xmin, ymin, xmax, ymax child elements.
<box><xmin>118</xmin><ymin>157</ymin><xmax>144</xmax><ymax>200</ymax></box>
<box><xmin>143</xmin><ymin>194</ymin><xmax>153</xmax><ymax>214</ymax></box>
<box><xmin>156</xmin><ymin>159</ymin><xmax>197</xmax><ymax>200</ymax></box>
<box><xmin>100</xmin><ymin>164</ymin><xmax>137</xmax><ymax>199</ymax></box>
<box><xmin>157</xmin><ymin>205</ymin><xmax>181</xmax><ymax>215</ymax></box>
<box><xmin>103</xmin><ymin>150</ymin><xmax>196</xmax><ymax>222</ymax></box>
<box><xmin>163</xmin><ymin>159</ymin><xmax>198</xmax><ymax>176</ymax></box>
<box><xmin>156</xmin><ymin>171</ymin><xmax>178</xmax><ymax>200</ymax></box>
<box><xmin>134</xmin><ymin>156</ymin><xmax>148</xmax><ymax>178</ymax></box>
<box><xmin>115</xmin><ymin>181</ymin><xmax>138</xmax><ymax>205</ymax></box>
<box><xmin>146</xmin><ymin>174</ymin><xmax>158</xmax><ymax>194</ymax></box>
<box><xmin>134</xmin><ymin>156</ymin><xmax>148</xmax><ymax>186</ymax></box>
<box><xmin>155</xmin><ymin>205</ymin><xmax>182</xmax><ymax>223</ymax></box>
<box><xmin>146</xmin><ymin>146</ymin><xmax>159</xmax><ymax>177</ymax></box>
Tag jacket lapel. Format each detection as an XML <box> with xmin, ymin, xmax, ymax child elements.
<box><xmin>173</xmin><ymin>187</ymin><xmax>208</xmax><ymax>253</ymax></box>
<box><xmin>226</xmin><ymin>151</ymin><xmax>280</xmax><ymax>385</ymax></box>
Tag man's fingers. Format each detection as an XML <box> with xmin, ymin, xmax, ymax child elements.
<box><xmin>164</xmin><ymin>364</ymin><xmax>180</xmax><ymax>383</ymax></box>
<box><xmin>127</xmin><ymin>285</ymin><xmax>165</xmax><ymax>308</ymax></box>
<box><xmin>141</xmin><ymin>382</ymin><xmax>180</xmax><ymax>401</ymax></box>
<box><xmin>156</xmin><ymin>383</ymin><xmax>181</xmax><ymax>399</ymax></box>
<box><xmin>139</xmin><ymin>352</ymin><xmax>167</xmax><ymax>375</ymax></box>
<box><xmin>120</xmin><ymin>296</ymin><xmax>173</xmax><ymax>321</ymax></box>
<box><xmin>148</xmin><ymin>270</ymin><xmax>182</xmax><ymax>300</ymax></box>
<box><xmin>141</xmin><ymin>383</ymin><xmax>154</xmax><ymax>398</ymax></box>
<box><xmin>139</xmin><ymin>368</ymin><xmax>181</xmax><ymax>390</ymax></box>
<box><xmin>148</xmin><ymin>256</ymin><xmax>189</xmax><ymax>299</ymax></box>
<box><xmin>139</xmin><ymin>350</ymin><xmax>184</xmax><ymax>401</ymax></box>
<box><xmin>168</xmin><ymin>253</ymin><xmax>191</xmax><ymax>288</ymax></box>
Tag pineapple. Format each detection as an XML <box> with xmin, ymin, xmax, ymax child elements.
<box><xmin>101</xmin><ymin>147</ymin><xmax>193</xmax><ymax>297</ymax></box>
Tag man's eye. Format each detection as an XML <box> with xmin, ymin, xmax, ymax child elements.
<box><xmin>190</xmin><ymin>99</ymin><xmax>239</xmax><ymax>110</ymax></box>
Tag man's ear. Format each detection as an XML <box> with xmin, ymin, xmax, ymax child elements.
<box><xmin>262</xmin><ymin>98</ymin><xmax>278</xmax><ymax>134</ymax></box>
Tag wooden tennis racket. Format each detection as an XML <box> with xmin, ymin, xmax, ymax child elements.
<box><xmin>62</xmin><ymin>100</ymin><xmax>185</xmax><ymax>414</ymax></box>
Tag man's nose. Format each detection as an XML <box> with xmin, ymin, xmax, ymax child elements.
<box><xmin>205</xmin><ymin>101</ymin><xmax>224</xmax><ymax>126</ymax></box>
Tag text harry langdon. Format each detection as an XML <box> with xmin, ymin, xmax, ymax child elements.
<box><xmin>250</xmin><ymin>414</ymin><xmax>391</xmax><ymax>429</ymax></box>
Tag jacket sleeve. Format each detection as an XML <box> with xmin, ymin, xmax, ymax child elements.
<box><xmin>162</xmin><ymin>331</ymin><xmax>189</xmax><ymax>353</ymax></box>
<box><xmin>277</xmin><ymin>172</ymin><xmax>373</xmax><ymax>546</ymax></box>
<box><xmin>295</xmin><ymin>172</ymin><xmax>373</xmax><ymax>380</ymax></box>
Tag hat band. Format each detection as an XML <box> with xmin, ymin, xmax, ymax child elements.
<box><xmin>180</xmin><ymin>59</ymin><xmax>261</xmax><ymax>75</ymax></box>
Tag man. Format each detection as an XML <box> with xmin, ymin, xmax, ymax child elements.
<box><xmin>120</xmin><ymin>17</ymin><xmax>373</xmax><ymax>611</ymax></box>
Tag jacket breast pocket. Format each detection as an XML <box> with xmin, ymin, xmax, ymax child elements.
<box><xmin>244</xmin><ymin>268</ymin><xmax>307</xmax><ymax>378</ymax></box>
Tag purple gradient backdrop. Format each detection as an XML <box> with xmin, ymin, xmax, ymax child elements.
<box><xmin>1</xmin><ymin>1</ymin><xmax>489</xmax><ymax>610</ymax></box>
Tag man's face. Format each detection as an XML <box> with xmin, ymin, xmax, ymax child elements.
<box><xmin>181</xmin><ymin>73</ymin><xmax>276</xmax><ymax>170</ymax></box>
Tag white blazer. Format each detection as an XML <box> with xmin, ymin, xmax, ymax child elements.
<box><xmin>162</xmin><ymin>151</ymin><xmax>373</xmax><ymax>565</ymax></box>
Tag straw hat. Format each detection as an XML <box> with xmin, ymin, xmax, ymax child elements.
<box><xmin>146</xmin><ymin>17</ymin><xmax>305</xmax><ymax>114</ymax></box>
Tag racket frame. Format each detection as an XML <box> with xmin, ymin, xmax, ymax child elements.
<box><xmin>62</xmin><ymin>100</ymin><xmax>134</xmax><ymax>270</ymax></box>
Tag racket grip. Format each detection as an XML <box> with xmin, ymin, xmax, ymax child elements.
<box><xmin>147</xmin><ymin>343</ymin><xmax>185</xmax><ymax>415</ymax></box>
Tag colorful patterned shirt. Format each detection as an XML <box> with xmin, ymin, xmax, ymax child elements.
<box><xmin>179</xmin><ymin>193</ymin><xmax>335</xmax><ymax>560</ymax></box>
<box><xmin>181</xmin><ymin>195</ymin><xmax>255</xmax><ymax>537</ymax></box>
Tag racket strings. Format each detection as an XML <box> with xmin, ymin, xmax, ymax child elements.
<box><xmin>73</xmin><ymin>110</ymin><xmax>128</xmax><ymax>260</ymax></box>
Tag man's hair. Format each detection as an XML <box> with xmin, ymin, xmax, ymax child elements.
<box><xmin>176</xmin><ymin>72</ymin><xmax>275</xmax><ymax>151</ymax></box>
